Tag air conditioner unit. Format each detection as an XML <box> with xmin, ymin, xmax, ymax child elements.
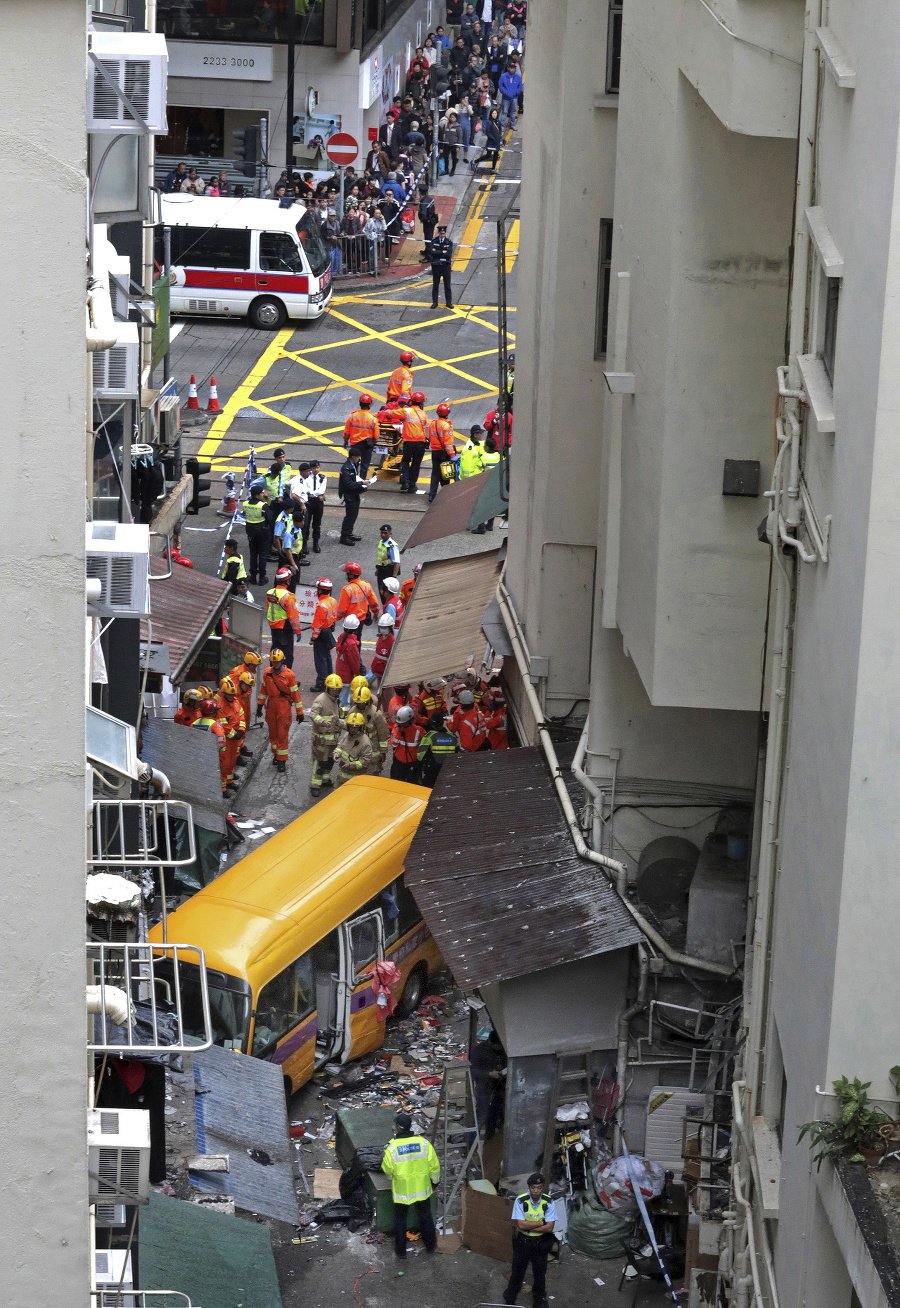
<box><xmin>94</xmin><ymin>1249</ymin><xmax>135</xmax><ymax>1304</ymax></box>
<box><xmin>92</xmin><ymin>321</ymin><xmax>139</xmax><ymax>400</ymax></box>
<box><xmin>88</xmin><ymin>30</ymin><xmax>168</xmax><ymax>135</ymax></box>
<box><xmin>86</xmin><ymin>523</ymin><xmax>151</xmax><ymax>618</ymax></box>
<box><xmin>108</xmin><ymin>249</ymin><xmax>132</xmax><ymax>321</ymax></box>
<box><xmin>88</xmin><ymin>1108</ymin><xmax>151</xmax><ymax>1207</ymax></box>
<box><xmin>94</xmin><ymin>1201</ymin><xmax>127</xmax><ymax>1229</ymax></box>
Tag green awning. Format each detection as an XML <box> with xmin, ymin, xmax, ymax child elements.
<box><xmin>138</xmin><ymin>1193</ymin><xmax>282</xmax><ymax>1308</ymax></box>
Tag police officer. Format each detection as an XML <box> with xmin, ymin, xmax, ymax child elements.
<box><xmin>338</xmin><ymin>448</ymin><xmax>369</xmax><ymax>545</ymax></box>
<box><xmin>219</xmin><ymin>539</ymin><xmax>247</xmax><ymax>594</ymax></box>
<box><xmin>429</xmin><ymin>223</ymin><xmax>454</xmax><ymax>310</ymax></box>
<box><xmin>273</xmin><ymin>503</ymin><xmax>307</xmax><ymax>586</ymax></box>
<box><xmin>503</xmin><ymin>1172</ymin><xmax>556</xmax><ymax>1308</ymax></box>
<box><xmin>381</xmin><ymin>1111</ymin><xmax>440</xmax><ymax>1262</ymax></box>
<box><xmin>375</xmin><ymin>522</ymin><xmax>401</xmax><ymax>588</ymax></box>
<box><xmin>417</xmin><ymin>711</ymin><xmax>459</xmax><ymax>787</ymax></box>
<box><xmin>304</xmin><ymin>458</ymin><xmax>328</xmax><ymax>553</ymax></box>
<box><xmin>241</xmin><ymin>479</ymin><xmax>270</xmax><ymax>584</ymax></box>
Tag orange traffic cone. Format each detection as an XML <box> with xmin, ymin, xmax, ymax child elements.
<box><xmin>186</xmin><ymin>374</ymin><xmax>200</xmax><ymax>410</ymax></box>
<box><xmin>206</xmin><ymin>375</ymin><xmax>221</xmax><ymax>413</ymax></box>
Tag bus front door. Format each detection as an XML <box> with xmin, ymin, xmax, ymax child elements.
<box><xmin>340</xmin><ymin>910</ymin><xmax>385</xmax><ymax>1064</ymax></box>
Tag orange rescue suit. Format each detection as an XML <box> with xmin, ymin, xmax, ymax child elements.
<box><xmin>343</xmin><ymin>408</ymin><xmax>378</xmax><ymax>447</ymax></box>
<box><xmin>215</xmin><ymin>693</ymin><xmax>247</xmax><ymax>787</ymax></box>
<box><xmin>387</xmin><ymin>365</ymin><xmax>414</xmax><ymax>401</ymax></box>
<box><xmin>259</xmin><ymin>666</ymin><xmax>303</xmax><ymax>762</ymax></box>
<box><xmin>336</xmin><ymin>578</ymin><xmax>380</xmax><ymax>622</ymax></box>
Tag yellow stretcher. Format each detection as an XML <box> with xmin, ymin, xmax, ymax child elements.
<box><xmin>372</xmin><ymin>417</ymin><xmax>404</xmax><ymax>481</ymax></box>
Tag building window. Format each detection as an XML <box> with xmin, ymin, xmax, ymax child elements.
<box><xmin>158</xmin><ymin>0</ymin><xmax>326</xmax><ymax>46</ymax></box>
<box><xmin>606</xmin><ymin>0</ymin><xmax>623</xmax><ymax>94</ymax></box>
<box><xmin>822</xmin><ymin>277</ymin><xmax>840</xmax><ymax>383</ymax></box>
<box><xmin>595</xmin><ymin>219</ymin><xmax>614</xmax><ymax>359</ymax></box>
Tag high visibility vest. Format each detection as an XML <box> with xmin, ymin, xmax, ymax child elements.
<box><xmin>401</xmin><ymin>408</ymin><xmax>428</xmax><ymax>443</ymax></box>
<box><xmin>392</xmin><ymin>724</ymin><xmax>422</xmax><ymax>763</ymax></box>
<box><xmin>220</xmin><ymin>552</ymin><xmax>247</xmax><ymax>582</ymax></box>
<box><xmin>376</xmin><ymin>536</ymin><xmax>398</xmax><ymax>567</ymax></box>
<box><xmin>381</xmin><ymin>1135</ymin><xmax>440</xmax><ymax>1204</ymax></box>
<box><xmin>344</xmin><ymin>408</ymin><xmax>377</xmax><ymax>445</ymax></box>
<box><xmin>312</xmin><ymin>594</ymin><xmax>338</xmax><ymax>635</ymax></box>
<box><xmin>418</xmin><ymin>728</ymin><xmax>458</xmax><ymax>760</ymax></box>
<box><xmin>275</xmin><ymin>510</ymin><xmax>303</xmax><ymax>550</ymax></box>
<box><xmin>264</xmin><ymin>466</ymin><xmax>293</xmax><ymax>498</ymax></box>
<box><xmin>266</xmin><ymin>587</ymin><xmax>296</xmax><ymax>628</ymax></box>
<box><xmin>387</xmin><ymin>365</ymin><xmax>413</xmax><ymax>401</ymax></box>
<box><xmin>481</xmin><ymin>450</ymin><xmax>500</xmax><ymax>469</ymax></box>
<box><xmin>459</xmin><ymin>441</ymin><xmax>484</xmax><ymax>478</ymax></box>
<box><xmin>427</xmin><ymin>417</ymin><xmax>455</xmax><ymax>453</ymax></box>
<box><xmin>243</xmin><ymin>498</ymin><xmax>266</xmax><ymax>524</ymax></box>
<box><xmin>517</xmin><ymin>1193</ymin><xmax>553</xmax><ymax>1237</ymax></box>
<box><xmin>193</xmin><ymin>716</ymin><xmax>225</xmax><ymax>749</ymax></box>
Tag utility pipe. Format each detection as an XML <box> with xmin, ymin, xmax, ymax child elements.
<box><xmin>614</xmin><ymin>945</ymin><xmax>650</xmax><ymax>1150</ymax></box>
<box><xmin>137</xmin><ymin>761</ymin><xmax>171</xmax><ymax>797</ymax></box>
<box><xmin>498</xmin><ymin>580</ymin><xmax>735</xmax><ymax>978</ymax></box>
<box><xmin>86</xmin><ymin>230</ymin><xmax>117</xmax><ymax>352</ymax></box>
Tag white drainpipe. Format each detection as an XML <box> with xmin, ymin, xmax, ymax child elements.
<box><xmin>86</xmin><ymin>226</ymin><xmax>117</xmax><ymax>352</ymax></box>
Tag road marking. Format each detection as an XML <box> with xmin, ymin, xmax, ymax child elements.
<box><xmin>198</xmin><ymin>328</ymin><xmax>291</xmax><ymax>458</ymax></box>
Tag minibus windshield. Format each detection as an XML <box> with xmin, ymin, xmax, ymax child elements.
<box><xmin>160</xmin><ymin>960</ymin><xmax>250</xmax><ymax>1050</ymax></box>
<box><xmin>296</xmin><ymin>209</ymin><xmax>330</xmax><ymax>278</ymax></box>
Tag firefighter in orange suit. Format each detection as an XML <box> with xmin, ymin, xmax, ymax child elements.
<box><xmin>215</xmin><ymin>676</ymin><xmax>247</xmax><ymax>792</ymax></box>
<box><xmin>343</xmin><ymin>391</ymin><xmax>379</xmax><ymax>477</ymax></box>
<box><xmin>228</xmin><ymin>650</ymin><xmax>262</xmax><ymax>759</ymax></box>
<box><xmin>266</xmin><ymin>566</ymin><xmax>303</xmax><ymax>667</ymax></box>
<box><xmin>447</xmin><ymin>689</ymin><xmax>489</xmax><ymax>752</ymax></box>
<box><xmin>257</xmin><ymin>648</ymin><xmax>305</xmax><ymax>773</ymax></box>
<box><xmin>174</xmin><ymin>688</ymin><xmax>203</xmax><ymax>727</ymax></box>
<box><xmin>336</xmin><ymin>561</ymin><xmax>380</xmax><ymax>623</ymax></box>
<box><xmin>390</xmin><ymin>705</ymin><xmax>423</xmax><ymax>784</ymax></box>
<box><xmin>192</xmin><ymin>698</ymin><xmax>228</xmax><ymax>794</ymax></box>
<box><xmin>310</xmin><ymin>577</ymin><xmax>339</xmax><ymax>692</ymax></box>
<box><xmin>427</xmin><ymin>402</ymin><xmax>457</xmax><ymax>503</ymax></box>
<box><xmin>386</xmin><ymin>350</ymin><xmax>415</xmax><ymax>402</ymax></box>
<box><xmin>485</xmin><ymin>694</ymin><xmax>509</xmax><ymax>749</ymax></box>
<box><xmin>399</xmin><ymin>391</ymin><xmax>429</xmax><ymax>495</ymax></box>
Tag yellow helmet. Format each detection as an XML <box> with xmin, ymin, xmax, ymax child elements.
<box><xmin>352</xmin><ymin>685</ymin><xmax>372</xmax><ymax>705</ymax></box>
<box><xmin>196</xmin><ymin>685</ymin><xmax>212</xmax><ymax>699</ymax></box>
<box><xmin>346</xmin><ymin>711</ymin><xmax>365</xmax><ymax>728</ymax></box>
<box><xmin>183</xmin><ymin>688</ymin><xmax>202</xmax><ymax>704</ymax></box>
<box><xmin>219</xmin><ymin>676</ymin><xmax>237</xmax><ymax>696</ymax></box>
<box><xmin>269</xmin><ymin>648</ymin><xmax>286</xmax><ymax>664</ymax></box>
<box><xmin>243</xmin><ymin>650</ymin><xmax>262</xmax><ymax>667</ymax></box>
<box><xmin>350</xmin><ymin>675</ymin><xmax>368</xmax><ymax>692</ymax></box>
<box><xmin>238</xmin><ymin>670</ymin><xmax>255</xmax><ymax>687</ymax></box>
<box><xmin>325</xmin><ymin>674</ymin><xmax>343</xmax><ymax>692</ymax></box>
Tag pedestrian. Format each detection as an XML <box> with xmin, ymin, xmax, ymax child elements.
<box><xmin>481</xmin><ymin>107</ymin><xmax>502</xmax><ymax>172</ymax></box>
<box><xmin>349</xmin><ymin>683</ymin><xmax>390</xmax><ymax>772</ymax></box>
<box><xmin>441</xmin><ymin>112</ymin><xmax>461</xmax><ymax>176</ymax></box>
<box><xmin>309</xmin><ymin>576</ymin><xmax>338</xmax><ymax>692</ymax></box>
<box><xmin>417</xmin><ymin>185</ymin><xmax>438</xmax><ymax>263</ymax></box>
<box><xmin>447</xmin><ymin>688</ymin><xmax>490</xmax><ymax>751</ymax></box>
<box><xmin>381</xmin><ymin>1111</ymin><xmax>440</xmax><ymax>1262</ymax></box>
<box><xmin>333</xmin><ymin>710</ymin><xmax>375</xmax><ymax>784</ymax></box>
<box><xmin>375</xmin><ymin>523</ymin><xmax>401</xmax><ymax>588</ymax></box>
<box><xmin>498</xmin><ymin>59</ymin><xmax>523</xmax><ymax>130</ymax></box>
<box><xmin>417</xmin><ymin>711</ymin><xmax>460</xmax><ymax>787</ymax></box>
<box><xmin>336</xmin><ymin>560</ymin><xmax>380</xmax><ymax>624</ymax></box>
<box><xmin>427</xmin><ymin>402</ymin><xmax>457</xmax><ymax>502</ymax></box>
<box><xmin>502</xmin><ymin>1172</ymin><xmax>556</xmax><ymax>1308</ymax></box>
<box><xmin>309</xmin><ymin>673</ymin><xmax>343</xmax><ymax>796</ymax></box>
<box><xmin>459</xmin><ymin>424</ymin><xmax>486</xmax><ymax>478</ymax></box>
<box><xmin>241</xmin><ymin>479</ymin><xmax>270</xmax><ymax>584</ymax></box>
<box><xmin>163</xmin><ymin>161</ymin><xmax>188</xmax><ymax>192</ymax></box>
<box><xmin>174</xmin><ymin>687</ymin><xmax>203</xmax><ymax>727</ymax></box>
<box><xmin>343</xmin><ymin>392</ymin><xmax>379</xmax><ymax>477</ymax></box>
<box><xmin>215</xmin><ymin>676</ymin><xmax>247</xmax><ymax>794</ymax></box>
<box><xmin>387</xmin><ymin>350</ymin><xmax>415</xmax><ymax>402</ymax></box>
<box><xmin>363</xmin><ymin>206</ymin><xmax>387</xmax><ymax>276</ymax></box>
<box><xmin>380</xmin><ymin>575</ymin><xmax>404</xmax><ymax>626</ymax></box>
<box><xmin>370</xmin><ymin>613</ymin><xmax>396</xmax><ymax>684</ymax></box>
<box><xmin>219</xmin><ymin>539</ymin><xmax>247</xmax><ymax>593</ymax></box>
<box><xmin>338</xmin><ymin>448</ymin><xmax>370</xmax><ymax>545</ymax></box>
<box><xmin>390</xmin><ymin>705</ymin><xmax>423</xmax><ymax>783</ymax></box>
<box><xmin>429</xmin><ymin>224</ymin><xmax>454</xmax><ymax>310</ymax></box>
<box><xmin>335</xmin><ymin>614</ymin><xmax>363</xmax><ymax>692</ymax></box>
<box><xmin>399</xmin><ymin>391</ymin><xmax>429</xmax><ymax>494</ymax></box>
<box><xmin>256</xmin><ymin>648</ymin><xmax>304</xmax><ymax>774</ymax></box>
<box><xmin>265</xmin><ymin>566</ymin><xmax>303</xmax><ymax>667</ymax></box>
<box><xmin>192</xmin><ymin>697</ymin><xmax>228</xmax><ymax>794</ymax></box>
<box><xmin>302</xmin><ymin>458</ymin><xmax>327</xmax><ymax>553</ymax></box>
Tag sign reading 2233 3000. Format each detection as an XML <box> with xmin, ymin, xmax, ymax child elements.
<box><xmin>167</xmin><ymin>41</ymin><xmax>273</xmax><ymax>82</ymax></box>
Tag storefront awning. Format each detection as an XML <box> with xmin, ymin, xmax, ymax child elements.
<box><xmin>380</xmin><ymin>549</ymin><xmax>503</xmax><ymax>687</ymax></box>
<box><xmin>403</xmin><ymin>748</ymin><xmax>645</xmax><ymax>989</ymax></box>
<box><xmin>142</xmin><ymin>558</ymin><xmax>231</xmax><ymax>684</ymax></box>
<box><xmin>401</xmin><ymin>461</ymin><xmax>508</xmax><ymax>551</ymax></box>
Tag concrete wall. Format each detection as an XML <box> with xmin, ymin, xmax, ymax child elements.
<box><xmin>0</xmin><ymin>4</ymin><xmax>90</xmax><ymax>1300</ymax></box>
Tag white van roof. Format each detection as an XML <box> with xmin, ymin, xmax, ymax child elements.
<box><xmin>160</xmin><ymin>194</ymin><xmax>310</xmax><ymax>233</ymax></box>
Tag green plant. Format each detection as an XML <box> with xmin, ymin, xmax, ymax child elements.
<box><xmin>798</xmin><ymin>1076</ymin><xmax>891</xmax><ymax>1169</ymax></box>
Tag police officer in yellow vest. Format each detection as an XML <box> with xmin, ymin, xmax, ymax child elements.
<box><xmin>219</xmin><ymin>539</ymin><xmax>247</xmax><ymax>593</ymax></box>
<box><xmin>458</xmin><ymin>424</ymin><xmax>486</xmax><ymax>478</ymax></box>
<box><xmin>381</xmin><ymin>1111</ymin><xmax>439</xmax><ymax>1262</ymax></box>
<box><xmin>474</xmin><ymin>433</ymin><xmax>502</xmax><ymax>534</ymax></box>
<box><xmin>242</xmin><ymin>479</ymin><xmax>269</xmax><ymax>585</ymax></box>
<box><xmin>503</xmin><ymin>1171</ymin><xmax>556</xmax><ymax>1308</ymax></box>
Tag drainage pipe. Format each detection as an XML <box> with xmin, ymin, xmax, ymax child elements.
<box><xmin>614</xmin><ymin>944</ymin><xmax>650</xmax><ymax>1150</ymax></box>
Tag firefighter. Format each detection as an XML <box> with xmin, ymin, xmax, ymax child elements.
<box><xmin>386</xmin><ymin>684</ymin><xmax>415</xmax><ymax>724</ymax></box>
<box><xmin>451</xmin><ymin>666</ymin><xmax>489</xmax><ymax>706</ymax></box>
<box><xmin>486</xmin><ymin>693</ymin><xmax>509</xmax><ymax>749</ymax></box>
<box><xmin>350</xmin><ymin>683</ymin><xmax>389</xmax><ymax>773</ymax></box>
<box><xmin>192</xmin><ymin>698</ymin><xmax>227</xmax><ymax>794</ymax></box>
<box><xmin>336</xmin><ymin>561</ymin><xmax>380</xmax><ymax>624</ymax></box>
<box><xmin>343</xmin><ymin>391</ymin><xmax>379</xmax><ymax>477</ymax></box>
<box><xmin>174</xmin><ymin>688</ymin><xmax>203</xmax><ymax>727</ymax></box>
<box><xmin>266</xmin><ymin>567</ymin><xmax>303</xmax><ymax>667</ymax></box>
<box><xmin>215</xmin><ymin>676</ymin><xmax>247</xmax><ymax>793</ymax></box>
<box><xmin>386</xmin><ymin>350</ymin><xmax>415</xmax><ymax>403</ymax></box>
<box><xmin>333</xmin><ymin>711</ymin><xmax>375</xmax><ymax>784</ymax></box>
<box><xmin>380</xmin><ymin>575</ymin><xmax>404</xmax><ymax>627</ymax></box>
<box><xmin>399</xmin><ymin>562</ymin><xmax>423</xmax><ymax>606</ymax></box>
<box><xmin>447</xmin><ymin>689</ymin><xmax>489</xmax><ymax>752</ymax></box>
<box><xmin>414</xmin><ymin>678</ymin><xmax>448</xmax><ymax>726</ymax></box>
<box><xmin>309</xmin><ymin>577</ymin><xmax>339</xmax><ymax>692</ymax></box>
<box><xmin>228</xmin><ymin>650</ymin><xmax>262</xmax><ymax>755</ymax></box>
<box><xmin>370</xmin><ymin>613</ymin><xmax>396</xmax><ymax>685</ymax></box>
<box><xmin>417</xmin><ymin>712</ymin><xmax>460</xmax><ymax>787</ymax></box>
<box><xmin>257</xmin><ymin>648</ymin><xmax>304</xmax><ymax>773</ymax></box>
<box><xmin>390</xmin><ymin>705</ymin><xmax>423</xmax><ymax>783</ymax></box>
<box><xmin>427</xmin><ymin>402</ymin><xmax>457</xmax><ymax>502</ymax></box>
<box><xmin>399</xmin><ymin>390</ymin><xmax>428</xmax><ymax>494</ymax></box>
<box><xmin>309</xmin><ymin>673</ymin><xmax>343</xmax><ymax>796</ymax></box>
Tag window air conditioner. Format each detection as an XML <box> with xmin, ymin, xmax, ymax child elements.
<box><xmin>94</xmin><ymin>1249</ymin><xmax>135</xmax><ymax>1303</ymax></box>
<box><xmin>108</xmin><ymin>249</ymin><xmax>132</xmax><ymax>321</ymax></box>
<box><xmin>92</xmin><ymin>321</ymin><xmax>139</xmax><ymax>400</ymax></box>
<box><xmin>86</xmin><ymin>523</ymin><xmax>151</xmax><ymax>618</ymax></box>
<box><xmin>88</xmin><ymin>30</ymin><xmax>168</xmax><ymax>135</ymax></box>
<box><xmin>94</xmin><ymin>1201</ymin><xmax>128</xmax><ymax>1229</ymax></box>
<box><xmin>87</xmin><ymin>1108</ymin><xmax>151</xmax><ymax>1207</ymax></box>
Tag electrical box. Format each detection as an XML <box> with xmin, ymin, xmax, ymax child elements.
<box><xmin>722</xmin><ymin>459</ymin><xmax>761</xmax><ymax>497</ymax></box>
<box><xmin>88</xmin><ymin>30</ymin><xmax>168</xmax><ymax>135</ymax></box>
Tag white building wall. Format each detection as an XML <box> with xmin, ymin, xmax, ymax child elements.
<box><xmin>0</xmin><ymin>4</ymin><xmax>90</xmax><ymax>1301</ymax></box>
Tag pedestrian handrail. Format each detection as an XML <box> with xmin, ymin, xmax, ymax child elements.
<box><xmin>86</xmin><ymin>940</ymin><xmax>213</xmax><ymax>1054</ymax></box>
<box><xmin>92</xmin><ymin>1294</ymin><xmax>194</xmax><ymax>1307</ymax></box>
<box><xmin>89</xmin><ymin>799</ymin><xmax>197</xmax><ymax>868</ymax></box>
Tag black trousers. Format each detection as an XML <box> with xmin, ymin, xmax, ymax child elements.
<box><xmin>306</xmin><ymin>496</ymin><xmax>324</xmax><ymax>547</ymax></box>
<box><xmin>354</xmin><ymin>437</ymin><xmax>376</xmax><ymax>478</ymax></box>
<box><xmin>393</xmin><ymin>1198</ymin><xmax>436</xmax><ymax>1257</ymax></box>
<box><xmin>429</xmin><ymin>449</ymin><xmax>449</xmax><ymax>502</ymax></box>
<box><xmin>504</xmin><ymin>1234</ymin><xmax>550</xmax><ymax>1304</ymax></box>
<box><xmin>270</xmin><ymin>624</ymin><xmax>295</xmax><ymax>668</ymax></box>
<box><xmin>341</xmin><ymin>493</ymin><xmax>361</xmax><ymax>539</ymax></box>
<box><xmin>400</xmin><ymin>441</ymin><xmax>426</xmax><ymax>492</ymax></box>
<box><xmin>431</xmin><ymin>265</ymin><xmax>453</xmax><ymax>307</ymax></box>
<box><xmin>422</xmin><ymin>221</ymin><xmax>436</xmax><ymax>258</ymax></box>
<box><xmin>245</xmin><ymin>524</ymin><xmax>269</xmax><ymax>582</ymax></box>
<box><xmin>390</xmin><ymin>757</ymin><xmax>421</xmax><ymax>784</ymax></box>
<box><xmin>264</xmin><ymin>501</ymin><xmax>281</xmax><ymax>559</ymax></box>
<box><xmin>312</xmin><ymin>630</ymin><xmax>335</xmax><ymax>685</ymax></box>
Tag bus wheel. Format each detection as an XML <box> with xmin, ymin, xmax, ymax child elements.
<box><xmin>396</xmin><ymin>964</ymin><xmax>427</xmax><ymax>1017</ymax></box>
<box><xmin>249</xmin><ymin>296</ymin><xmax>287</xmax><ymax>329</ymax></box>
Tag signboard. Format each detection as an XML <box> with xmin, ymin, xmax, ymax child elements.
<box><xmin>167</xmin><ymin>41</ymin><xmax>273</xmax><ymax>82</ymax></box>
<box><xmin>359</xmin><ymin>44</ymin><xmax>383</xmax><ymax>110</ymax></box>
<box><xmin>151</xmin><ymin>276</ymin><xmax>170</xmax><ymax>371</ymax></box>
<box><xmin>294</xmin><ymin>584</ymin><xmax>319</xmax><ymax>627</ymax></box>
<box><xmin>368</xmin><ymin>126</ymin><xmax>378</xmax><ymax>142</ymax></box>
<box><xmin>325</xmin><ymin>132</ymin><xmax>359</xmax><ymax>166</ymax></box>
<box><xmin>381</xmin><ymin>59</ymin><xmax>395</xmax><ymax>121</ymax></box>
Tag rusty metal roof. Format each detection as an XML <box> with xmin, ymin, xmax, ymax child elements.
<box><xmin>403</xmin><ymin>748</ymin><xmax>644</xmax><ymax>988</ymax></box>
<box><xmin>142</xmin><ymin>559</ymin><xmax>231</xmax><ymax>685</ymax></box>
<box><xmin>401</xmin><ymin>471</ymin><xmax>491</xmax><ymax>552</ymax></box>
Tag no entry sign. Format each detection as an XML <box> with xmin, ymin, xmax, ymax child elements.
<box><xmin>325</xmin><ymin>132</ymin><xmax>359</xmax><ymax>166</ymax></box>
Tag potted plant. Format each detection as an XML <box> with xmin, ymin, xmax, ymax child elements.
<box><xmin>798</xmin><ymin>1076</ymin><xmax>892</xmax><ymax>1168</ymax></box>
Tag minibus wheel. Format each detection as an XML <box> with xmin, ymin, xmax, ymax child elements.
<box><xmin>249</xmin><ymin>295</ymin><xmax>287</xmax><ymax>329</ymax></box>
<box><xmin>396</xmin><ymin>964</ymin><xmax>427</xmax><ymax>1017</ymax></box>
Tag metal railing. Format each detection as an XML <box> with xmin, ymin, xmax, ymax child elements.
<box><xmin>87</xmin><ymin>941</ymin><xmax>212</xmax><ymax>1054</ymax></box>
<box><xmin>92</xmin><ymin>1293</ymin><xmax>194</xmax><ymax>1307</ymax></box>
<box><xmin>90</xmin><ymin>799</ymin><xmax>197</xmax><ymax>868</ymax></box>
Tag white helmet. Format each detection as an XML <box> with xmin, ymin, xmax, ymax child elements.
<box><xmin>382</xmin><ymin>577</ymin><xmax>401</xmax><ymax>595</ymax></box>
<box><xmin>343</xmin><ymin>614</ymin><xmax>361</xmax><ymax>631</ymax></box>
<box><xmin>396</xmin><ymin>705</ymin><xmax>415</xmax><ymax>725</ymax></box>
<box><xmin>377</xmin><ymin>614</ymin><xmax>395</xmax><ymax>629</ymax></box>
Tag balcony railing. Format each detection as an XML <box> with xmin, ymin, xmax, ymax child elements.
<box><xmin>90</xmin><ymin>799</ymin><xmax>197</xmax><ymax>868</ymax></box>
<box><xmin>87</xmin><ymin>941</ymin><xmax>212</xmax><ymax>1053</ymax></box>
<box><xmin>92</xmin><ymin>1294</ymin><xmax>194</xmax><ymax>1307</ymax></box>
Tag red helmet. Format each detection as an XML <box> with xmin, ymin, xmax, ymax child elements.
<box><xmin>436</xmin><ymin>402</ymin><xmax>451</xmax><ymax>418</ymax></box>
<box><xmin>316</xmin><ymin>577</ymin><xmax>333</xmax><ymax>590</ymax></box>
<box><xmin>400</xmin><ymin>351</ymin><xmax>414</xmax><ymax>365</ymax></box>
<box><xmin>200</xmin><ymin>698</ymin><xmax>218</xmax><ymax>715</ymax></box>
<box><xmin>343</xmin><ymin>561</ymin><xmax>362</xmax><ymax>577</ymax></box>
<box><xmin>359</xmin><ymin>392</ymin><xmax>373</xmax><ymax>407</ymax></box>
<box><xmin>411</xmin><ymin>390</ymin><xmax>426</xmax><ymax>405</ymax></box>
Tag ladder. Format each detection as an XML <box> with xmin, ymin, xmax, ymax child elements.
<box><xmin>430</xmin><ymin>1060</ymin><xmax>485</xmax><ymax>1228</ymax></box>
<box><xmin>541</xmin><ymin>1050</ymin><xmax>594</xmax><ymax>1181</ymax></box>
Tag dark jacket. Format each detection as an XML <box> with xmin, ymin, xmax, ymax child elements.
<box><xmin>430</xmin><ymin>235</ymin><xmax>453</xmax><ymax>270</ymax></box>
<box><xmin>338</xmin><ymin>458</ymin><xmax>366</xmax><ymax>501</ymax></box>
<box><xmin>484</xmin><ymin>118</ymin><xmax>502</xmax><ymax>150</ymax></box>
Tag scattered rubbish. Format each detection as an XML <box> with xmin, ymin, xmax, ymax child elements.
<box><xmin>291</xmin><ymin>1236</ymin><xmax>319</xmax><ymax>1245</ymax></box>
<box><xmin>594</xmin><ymin>1276</ymin><xmax>606</xmax><ymax>1287</ymax></box>
<box><xmin>556</xmin><ymin>1101</ymin><xmax>590</xmax><ymax>1122</ymax></box>
<box><xmin>313</xmin><ymin>1167</ymin><xmax>344</xmax><ymax>1199</ymax></box>
<box><xmin>246</xmin><ymin>1147</ymin><xmax>273</xmax><ymax>1166</ymax></box>
<box><xmin>187</xmin><ymin>1154</ymin><xmax>230</xmax><ymax>1172</ymax></box>
<box><xmin>290</xmin><ymin>1123</ymin><xmax>306</xmax><ymax>1138</ymax></box>
<box><xmin>190</xmin><ymin>1194</ymin><xmax>235</xmax><ymax>1215</ymax></box>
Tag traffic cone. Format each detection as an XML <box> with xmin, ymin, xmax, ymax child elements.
<box><xmin>206</xmin><ymin>375</ymin><xmax>221</xmax><ymax>414</ymax></box>
<box><xmin>186</xmin><ymin>374</ymin><xmax>200</xmax><ymax>411</ymax></box>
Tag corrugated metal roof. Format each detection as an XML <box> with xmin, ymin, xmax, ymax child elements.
<box><xmin>141</xmin><ymin>717</ymin><xmax>226</xmax><ymax>832</ymax></box>
<box><xmin>381</xmin><ymin>549</ymin><xmax>503</xmax><ymax>687</ymax></box>
<box><xmin>403</xmin><ymin>748</ymin><xmax>644</xmax><ymax>988</ymax></box>
<box><xmin>142</xmin><ymin>558</ymin><xmax>231</xmax><ymax>684</ymax></box>
<box><xmin>401</xmin><ymin>471</ymin><xmax>491</xmax><ymax>552</ymax></box>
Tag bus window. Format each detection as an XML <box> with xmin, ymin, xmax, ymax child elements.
<box><xmin>347</xmin><ymin>911</ymin><xmax>383</xmax><ymax>982</ymax></box>
<box><xmin>172</xmin><ymin>224</ymin><xmax>251</xmax><ymax>269</ymax></box>
<box><xmin>259</xmin><ymin>231</ymin><xmax>305</xmax><ymax>273</ymax></box>
<box><xmin>296</xmin><ymin>209</ymin><xmax>330</xmax><ymax>278</ymax></box>
<box><xmin>252</xmin><ymin>953</ymin><xmax>314</xmax><ymax>1057</ymax></box>
<box><xmin>396</xmin><ymin>878</ymin><xmax>423</xmax><ymax>938</ymax></box>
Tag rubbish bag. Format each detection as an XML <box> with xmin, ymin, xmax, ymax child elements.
<box><xmin>566</xmin><ymin>1189</ymin><xmax>629</xmax><ymax>1259</ymax></box>
<box><xmin>593</xmin><ymin>1153</ymin><xmax>666</xmax><ymax>1213</ymax></box>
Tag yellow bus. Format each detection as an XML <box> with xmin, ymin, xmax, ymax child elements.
<box><xmin>150</xmin><ymin>777</ymin><xmax>440</xmax><ymax>1093</ymax></box>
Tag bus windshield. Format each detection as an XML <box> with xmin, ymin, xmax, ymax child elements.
<box><xmin>164</xmin><ymin>960</ymin><xmax>251</xmax><ymax>1050</ymax></box>
<box><xmin>296</xmin><ymin>209</ymin><xmax>330</xmax><ymax>279</ymax></box>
